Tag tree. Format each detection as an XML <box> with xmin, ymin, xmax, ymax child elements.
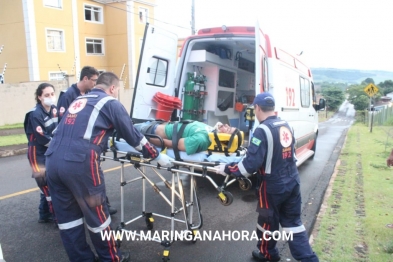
<box><xmin>321</xmin><ymin>87</ymin><xmax>345</xmax><ymax>111</ymax></box>
<box><xmin>361</xmin><ymin>78</ymin><xmax>375</xmax><ymax>85</ymax></box>
<box><xmin>377</xmin><ymin>80</ymin><xmax>393</xmax><ymax>95</ymax></box>
<box><xmin>347</xmin><ymin>84</ymin><xmax>371</xmax><ymax>110</ymax></box>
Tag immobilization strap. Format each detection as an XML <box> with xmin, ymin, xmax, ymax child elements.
<box><xmin>210</xmin><ymin>128</ymin><xmax>242</xmax><ymax>156</ymax></box>
<box><xmin>172</xmin><ymin>121</ymin><xmax>192</xmax><ymax>161</ymax></box>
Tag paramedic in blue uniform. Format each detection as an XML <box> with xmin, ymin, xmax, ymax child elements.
<box><xmin>215</xmin><ymin>92</ymin><xmax>319</xmax><ymax>262</ymax></box>
<box><xmin>45</xmin><ymin>72</ymin><xmax>171</xmax><ymax>262</ymax></box>
<box><xmin>57</xmin><ymin>66</ymin><xmax>117</xmax><ymax>215</ymax></box>
<box><xmin>57</xmin><ymin>66</ymin><xmax>99</xmax><ymax>122</ymax></box>
<box><xmin>24</xmin><ymin>83</ymin><xmax>58</xmax><ymax>223</ymax></box>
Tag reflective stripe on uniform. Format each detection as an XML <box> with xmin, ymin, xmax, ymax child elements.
<box><xmin>44</xmin><ymin>117</ymin><xmax>58</xmax><ymax>127</ymax></box>
<box><xmin>238</xmin><ymin>160</ymin><xmax>252</xmax><ymax>177</ymax></box>
<box><xmin>83</xmin><ymin>96</ymin><xmax>115</xmax><ymax>140</ymax></box>
<box><xmin>282</xmin><ymin>225</ymin><xmax>306</xmax><ymax>234</ymax></box>
<box><xmin>256</xmin><ymin>223</ymin><xmax>270</xmax><ymax>234</ymax></box>
<box><xmin>58</xmin><ymin>218</ymin><xmax>84</xmax><ymax>230</ymax></box>
<box><xmin>86</xmin><ymin>216</ymin><xmax>111</xmax><ymax>233</ymax></box>
<box><xmin>256</xmin><ymin>124</ymin><xmax>274</xmax><ymax>174</ymax></box>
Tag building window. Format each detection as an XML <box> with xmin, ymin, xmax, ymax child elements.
<box><xmin>146</xmin><ymin>56</ymin><xmax>168</xmax><ymax>87</ymax></box>
<box><xmin>44</xmin><ymin>0</ymin><xmax>62</xmax><ymax>8</ymax></box>
<box><xmin>84</xmin><ymin>5</ymin><xmax>103</xmax><ymax>23</ymax></box>
<box><xmin>300</xmin><ymin>77</ymin><xmax>310</xmax><ymax>107</ymax></box>
<box><xmin>46</xmin><ymin>29</ymin><xmax>64</xmax><ymax>51</ymax></box>
<box><xmin>86</xmin><ymin>38</ymin><xmax>104</xmax><ymax>55</ymax></box>
<box><xmin>49</xmin><ymin>71</ymin><xmax>66</xmax><ymax>81</ymax></box>
<box><xmin>139</xmin><ymin>7</ymin><xmax>148</xmax><ymax>24</ymax></box>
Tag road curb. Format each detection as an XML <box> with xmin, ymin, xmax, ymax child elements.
<box><xmin>0</xmin><ymin>148</ymin><xmax>28</xmax><ymax>158</ymax></box>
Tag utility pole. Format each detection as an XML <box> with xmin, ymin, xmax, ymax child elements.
<box><xmin>191</xmin><ymin>0</ymin><xmax>195</xmax><ymax>35</ymax></box>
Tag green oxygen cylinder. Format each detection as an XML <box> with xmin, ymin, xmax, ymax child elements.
<box><xmin>197</xmin><ymin>75</ymin><xmax>207</xmax><ymax>122</ymax></box>
<box><xmin>182</xmin><ymin>72</ymin><xmax>195</xmax><ymax>120</ymax></box>
<box><xmin>193</xmin><ymin>79</ymin><xmax>200</xmax><ymax>120</ymax></box>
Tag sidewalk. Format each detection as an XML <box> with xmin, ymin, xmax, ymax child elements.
<box><xmin>0</xmin><ymin>144</ymin><xmax>27</xmax><ymax>158</ymax></box>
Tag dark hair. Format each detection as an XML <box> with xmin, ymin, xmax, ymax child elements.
<box><xmin>96</xmin><ymin>72</ymin><xmax>120</xmax><ymax>88</ymax></box>
<box><xmin>79</xmin><ymin>66</ymin><xmax>99</xmax><ymax>81</ymax></box>
<box><xmin>35</xmin><ymin>83</ymin><xmax>54</xmax><ymax>104</ymax></box>
<box><xmin>258</xmin><ymin>105</ymin><xmax>275</xmax><ymax>112</ymax></box>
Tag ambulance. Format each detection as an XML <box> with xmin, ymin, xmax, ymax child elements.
<box><xmin>130</xmin><ymin>23</ymin><xmax>326</xmax><ymax>166</ymax></box>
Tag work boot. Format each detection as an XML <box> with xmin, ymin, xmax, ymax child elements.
<box><xmin>38</xmin><ymin>217</ymin><xmax>53</xmax><ymax>223</ymax></box>
<box><xmin>252</xmin><ymin>250</ymin><xmax>280</xmax><ymax>261</ymax></box>
<box><xmin>120</xmin><ymin>251</ymin><xmax>130</xmax><ymax>262</ymax></box>
<box><xmin>109</xmin><ymin>207</ymin><xmax>117</xmax><ymax>215</ymax></box>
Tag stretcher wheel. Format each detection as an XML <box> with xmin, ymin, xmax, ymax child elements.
<box><xmin>188</xmin><ymin>229</ymin><xmax>198</xmax><ymax>244</ymax></box>
<box><xmin>145</xmin><ymin>216</ymin><xmax>154</xmax><ymax>230</ymax></box>
<box><xmin>218</xmin><ymin>191</ymin><xmax>233</xmax><ymax>206</ymax></box>
<box><xmin>162</xmin><ymin>249</ymin><xmax>170</xmax><ymax>262</ymax></box>
<box><xmin>115</xmin><ymin>226</ymin><xmax>123</xmax><ymax>248</ymax></box>
<box><xmin>238</xmin><ymin>178</ymin><xmax>252</xmax><ymax>191</ymax></box>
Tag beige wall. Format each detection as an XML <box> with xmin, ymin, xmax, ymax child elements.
<box><xmin>0</xmin><ymin>0</ymin><xmax>29</xmax><ymax>83</ymax></box>
<box><xmin>0</xmin><ymin>80</ymin><xmax>134</xmax><ymax>126</ymax></box>
<box><xmin>34</xmin><ymin>0</ymin><xmax>76</xmax><ymax>80</ymax></box>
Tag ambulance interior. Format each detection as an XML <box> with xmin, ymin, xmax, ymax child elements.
<box><xmin>178</xmin><ymin>37</ymin><xmax>256</xmax><ymax>135</ymax></box>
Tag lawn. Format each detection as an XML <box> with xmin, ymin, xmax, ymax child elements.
<box><xmin>0</xmin><ymin>123</ymin><xmax>24</xmax><ymax>130</ymax></box>
<box><xmin>0</xmin><ymin>134</ymin><xmax>27</xmax><ymax>147</ymax></box>
<box><xmin>312</xmin><ymin>123</ymin><xmax>393</xmax><ymax>261</ymax></box>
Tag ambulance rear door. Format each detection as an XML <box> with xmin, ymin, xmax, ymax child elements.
<box><xmin>130</xmin><ymin>23</ymin><xmax>178</xmax><ymax>123</ymax></box>
<box><xmin>254</xmin><ymin>21</ymin><xmax>268</xmax><ymax>95</ymax></box>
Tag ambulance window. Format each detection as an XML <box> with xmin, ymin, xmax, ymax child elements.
<box><xmin>300</xmin><ymin>77</ymin><xmax>310</xmax><ymax>107</ymax></box>
<box><xmin>146</xmin><ymin>57</ymin><xmax>168</xmax><ymax>87</ymax></box>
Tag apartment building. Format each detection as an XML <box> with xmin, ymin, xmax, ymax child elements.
<box><xmin>0</xmin><ymin>0</ymin><xmax>156</xmax><ymax>88</ymax></box>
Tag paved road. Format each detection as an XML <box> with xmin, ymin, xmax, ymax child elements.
<box><xmin>0</xmin><ymin>103</ymin><xmax>354</xmax><ymax>262</ymax></box>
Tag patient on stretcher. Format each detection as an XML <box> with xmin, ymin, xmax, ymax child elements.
<box><xmin>134</xmin><ymin>120</ymin><xmax>243</xmax><ymax>156</ymax></box>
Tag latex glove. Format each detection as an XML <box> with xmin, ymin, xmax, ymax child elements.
<box><xmin>156</xmin><ymin>154</ymin><xmax>174</xmax><ymax>167</ymax></box>
<box><xmin>214</xmin><ymin>164</ymin><xmax>228</xmax><ymax>176</ymax></box>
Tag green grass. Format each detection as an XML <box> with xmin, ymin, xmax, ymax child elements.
<box><xmin>0</xmin><ymin>123</ymin><xmax>24</xmax><ymax>129</ymax></box>
<box><xmin>313</xmin><ymin>124</ymin><xmax>393</xmax><ymax>261</ymax></box>
<box><xmin>0</xmin><ymin>134</ymin><xmax>27</xmax><ymax>147</ymax></box>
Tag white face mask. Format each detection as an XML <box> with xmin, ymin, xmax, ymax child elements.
<box><xmin>43</xmin><ymin>97</ymin><xmax>56</xmax><ymax>107</ymax></box>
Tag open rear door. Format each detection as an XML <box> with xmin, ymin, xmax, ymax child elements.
<box><xmin>254</xmin><ymin>21</ymin><xmax>267</xmax><ymax>95</ymax></box>
<box><xmin>130</xmin><ymin>23</ymin><xmax>178</xmax><ymax>122</ymax></box>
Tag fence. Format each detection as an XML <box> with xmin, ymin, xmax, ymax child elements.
<box><xmin>364</xmin><ymin>105</ymin><xmax>393</xmax><ymax>127</ymax></box>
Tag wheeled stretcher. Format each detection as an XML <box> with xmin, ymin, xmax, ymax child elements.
<box><xmin>101</xmin><ymin>134</ymin><xmax>252</xmax><ymax>261</ymax></box>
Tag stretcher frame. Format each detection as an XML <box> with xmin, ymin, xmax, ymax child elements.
<box><xmin>101</xmin><ymin>146</ymin><xmax>238</xmax><ymax>261</ymax></box>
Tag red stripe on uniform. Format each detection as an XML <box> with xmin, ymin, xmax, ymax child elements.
<box><xmin>90</xmin><ymin>150</ymin><xmax>97</xmax><ymax>186</ymax></box>
<box><xmin>96</xmin><ymin>206</ymin><xmax>116</xmax><ymax>261</ymax></box>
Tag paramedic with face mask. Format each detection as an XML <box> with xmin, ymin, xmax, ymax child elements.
<box><xmin>45</xmin><ymin>72</ymin><xmax>172</xmax><ymax>262</ymax></box>
<box><xmin>215</xmin><ymin>92</ymin><xmax>319</xmax><ymax>262</ymax></box>
<box><xmin>24</xmin><ymin>83</ymin><xmax>58</xmax><ymax>224</ymax></box>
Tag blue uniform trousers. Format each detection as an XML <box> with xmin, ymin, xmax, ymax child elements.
<box><xmin>257</xmin><ymin>178</ymin><xmax>319</xmax><ymax>262</ymax></box>
<box><xmin>46</xmin><ymin>148</ymin><xmax>121</xmax><ymax>262</ymax></box>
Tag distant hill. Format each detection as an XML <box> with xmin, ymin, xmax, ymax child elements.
<box><xmin>311</xmin><ymin>68</ymin><xmax>393</xmax><ymax>84</ymax></box>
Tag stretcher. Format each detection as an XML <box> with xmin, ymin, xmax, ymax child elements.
<box><xmin>101</xmin><ymin>134</ymin><xmax>252</xmax><ymax>261</ymax></box>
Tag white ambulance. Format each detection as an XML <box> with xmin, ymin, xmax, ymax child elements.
<box><xmin>130</xmin><ymin>23</ymin><xmax>325</xmax><ymax>166</ymax></box>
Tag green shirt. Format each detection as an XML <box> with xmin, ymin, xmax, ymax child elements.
<box><xmin>164</xmin><ymin>121</ymin><xmax>212</xmax><ymax>155</ymax></box>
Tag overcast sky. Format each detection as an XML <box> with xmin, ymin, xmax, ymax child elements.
<box><xmin>155</xmin><ymin>0</ymin><xmax>393</xmax><ymax>72</ymax></box>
